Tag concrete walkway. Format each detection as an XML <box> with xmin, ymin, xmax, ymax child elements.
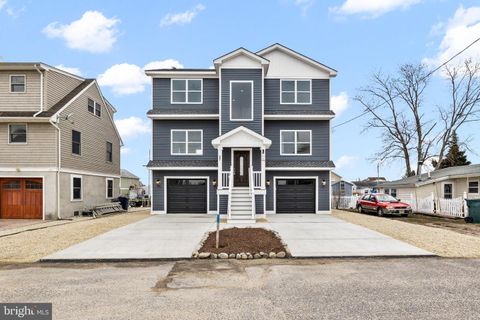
<box><xmin>43</xmin><ymin>214</ymin><xmax>432</xmax><ymax>261</ymax></box>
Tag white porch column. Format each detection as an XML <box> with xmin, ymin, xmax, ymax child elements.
<box><xmin>217</xmin><ymin>147</ymin><xmax>223</xmax><ymax>189</ymax></box>
<box><xmin>261</xmin><ymin>147</ymin><xmax>266</xmax><ymax>189</ymax></box>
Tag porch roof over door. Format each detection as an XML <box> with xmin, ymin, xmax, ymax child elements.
<box><xmin>211</xmin><ymin>126</ymin><xmax>272</xmax><ymax>149</ymax></box>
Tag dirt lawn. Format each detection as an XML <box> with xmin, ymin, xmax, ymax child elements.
<box><xmin>0</xmin><ymin>210</ymin><xmax>150</xmax><ymax>264</ymax></box>
<box><xmin>333</xmin><ymin>209</ymin><xmax>480</xmax><ymax>258</ymax></box>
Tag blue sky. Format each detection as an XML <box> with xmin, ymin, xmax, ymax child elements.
<box><xmin>1</xmin><ymin>0</ymin><xmax>480</xmax><ymax>183</ymax></box>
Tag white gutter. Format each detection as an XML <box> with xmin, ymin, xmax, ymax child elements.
<box><xmin>49</xmin><ymin>117</ymin><xmax>62</xmax><ymax>220</ymax></box>
<box><xmin>33</xmin><ymin>64</ymin><xmax>44</xmax><ymax>117</ymax></box>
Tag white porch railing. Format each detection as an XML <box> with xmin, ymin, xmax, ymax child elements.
<box><xmin>249</xmin><ymin>167</ymin><xmax>256</xmax><ymax>218</ymax></box>
<box><xmin>227</xmin><ymin>165</ymin><xmax>233</xmax><ymax>219</ymax></box>
<box><xmin>253</xmin><ymin>171</ymin><xmax>263</xmax><ymax>188</ymax></box>
<box><xmin>221</xmin><ymin>171</ymin><xmax>230</xmax><ymax>189</ymax></box>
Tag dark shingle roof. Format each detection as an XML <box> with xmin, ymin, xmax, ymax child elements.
<box><xmin>145</xmin><ymin>68</ymin><xmax>215</xmax><ymax>72</ymax></box>
<box><xmin>0</xmin><ymin>111</ymin><xmax>37</xmax><ymax>117</ymax></box>
<box><xmin>265</xmin><ymin>110</ymin><xmax>335</xmax><ymax>115</ymax></box>
<box><xmin>121</xmin><ymin>169</ymin><xmax>139</xmax><ymax>179</ymax></box>
<box><xmin>146</xmin><ymin>160</ymin><xmax>218</xmax><ymax>168</ymax></box>
<box><xmin>266</xmin><ymin>160</ymin><xmax>335</xmax><ymax>168</ymax></box>
<box><xmin>37</xmin><ymin>79</ymin><xmax>95</xmax><ymax>117</ymax></box>
<box><xmin>147</xmin><ymin>109</ymin><xmax>218</xmax><ymax>115</ymax></box>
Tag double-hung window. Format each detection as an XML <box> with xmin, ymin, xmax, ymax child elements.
<box><xmin>443</xmin><ymin>183</ymin><xmax>453</xmax><ymax>199</ymax></box>
<box><xmin>280</xmin><ymin>80</ymin><xmax>311</xmax><ymax>104</ymax></box>
<box><xmin>171</xmin><ymin>79</ymin><xmax>202</xmax><ymax>103</ymax></box>
<box><xmin>8</xmin><ymin>124</ymin><xmax>27</xmax><ymax>144</ymax></box>
<box><xmin>469</xmin><ymin>181</ymin><xmax>479</xmax><ymax>194</ymax></box>
<box><xmin>106</xmin><ymin>178</ymin><xmax>114</xmax><ymax>199</ymax></box>
<box><xmin>71</xmin><ymin>175</ymin><xmax>82</xmax><ymax>201</ymax></box>
<box><xmin>171</xmin><ymin>130</ymin><xmax>203</xmax><ymax>155</ymax></box>
<box><xmin>10</xmin><ymin>75</ymin><xmax>26</xmax><ymax>93</ymax></box>
<box><xmin>72</xmin><ymin>130</ymin><xmax>81</xmax><ymax>155</ymax></box>
<box><xmin>230</xmin><ymin>81</ymin><xmax>253</xmax><ymax>121</ymax></box>
<box><xmin>280</xmin><ymin>130</ymin><xmax>312</xmax><ymax>155</ymax></box>
<box><xmin>88</xmin><ymin>98</ymin><xmax>101</xmax><ymax>117</ymax></box>
<box><xmin>106</xmin><ymin>142</ymin><xmax>113</xmax><ymax>162</ymax></box>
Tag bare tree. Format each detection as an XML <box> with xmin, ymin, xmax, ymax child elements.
<box><xmin>394</xmin><ymin>64</ymin><xmax>436</xmax><ymax>175</ymax></box>
<box><xmin>355</xmin><ymin>72</ymin><xmax>415</xmax><ymax>177</ymax></box>
<box><xmin>436</xmin><ymin>59</ymin><xmax>480</xmax><ymax>168</ymax></box>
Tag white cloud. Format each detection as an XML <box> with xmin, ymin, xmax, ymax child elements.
<box><xmin>98</xmin><ymin>59</ymin><xmax>183</xmax><ymax>95</ymax></box>
<box><xmin>120</xmin><ymin>147</ymin><xmax>131</xmax><ymax>155</ymax></box>
<box><xmin>43</xmin><ymin>11</ymin><xmax>120</xmax><ymax>53</ymax></box>
<box><xmin>160</xmin><ymin>4</ymin><xmax>205</xmax><ymax>27</ymax></box>
<box><xmin>115</xmin><ymin>116</ymin><xmax>151</xmax><ymax>141</ymax></box>
<box><xmin>423</xmin><ymin>6</ymin><xmax>480</xmax><ymax>67</ymax></box>
<box><xmin>0</xmin><ymin>0</ymin><xmax>6</xmax><ymax>10</ymax></box>
<box><xmin>331</xmin><ymin>91</ymin><xmax>349</xmax><ymax>116</ymax></box>
<box><xmin>330</xmin><ymin>0</ymin><xmax>422</xmax><ymax>18</ymax></box>
<box><xmin>55</xmin><ymin>64</ymin><xmax>82</xmax><ymax>76</ymax></box>
<box><xmin>294</xmin><ymin>0</ymin><xmax>315</xmax><ymax>15</ymax></box>
<box><xmin>336</xmin><ymin>155</ymin><xmax>359</xmax><ymax>169</ymax></box>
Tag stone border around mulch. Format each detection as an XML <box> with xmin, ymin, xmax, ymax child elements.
<box><xmin>192</xmin><ymin>226</ymin><xmax>291</xmax><ymax>260</ymax></box>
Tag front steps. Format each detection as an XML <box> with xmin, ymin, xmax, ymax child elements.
<box><xmin>228</xmin><ymin>187</ymin><xmax>256</xmax><ymax>223</ymax></box>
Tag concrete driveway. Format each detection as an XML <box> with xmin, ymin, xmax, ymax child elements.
<box><xmin>43</xmin><ymin>213</ymin><xmax>431</xmax><ymax>261</ymax></box>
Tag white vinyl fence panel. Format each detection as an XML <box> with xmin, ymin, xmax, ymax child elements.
<box><xmin>332</xmin><ymin>196</ymin><xmax>359</xmax><ymax>210</ymax></box>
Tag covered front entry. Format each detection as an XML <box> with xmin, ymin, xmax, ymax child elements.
<box><xmin>233</xmin><ymin>150</ymin><xmax>250</xmax><ymax>187</ymax></box>
<box><xmin>0</xmin><ymin>178</ymin><xmax>43</xmax><ymax>219</ymax></box>
<box><xmin>166</xmin><ymin>179</ymin><xmax>208</xmax><ymax>214</ymax></box>
<box><xmin>276</xmin><ymin>178</ymin><xmax>316</xmax><ymax>213</ymax></box>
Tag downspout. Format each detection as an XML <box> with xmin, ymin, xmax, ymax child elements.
<box><xmin>49</xmin><ymin>117</ymin><xmax>62</xmax><ymax>219</ymax></box>
<box><xmin>33</xmin><ymin>64</ymin><xmax>44</xmax><ymax>117</ymax></box>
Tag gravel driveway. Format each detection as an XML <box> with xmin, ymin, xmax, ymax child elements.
<box><xmin>333</xmin><ymin>209</ymin><xmax>480</xmax><ymax>258</ymax></box>
<box><xmin>0</xmin><ymin>210</ymin><xmax>150</xmax><ymax>263</ymax></box>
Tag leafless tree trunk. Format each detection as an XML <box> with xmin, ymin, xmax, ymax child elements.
<box><xmin>355</xmin><ymin>72</ymin><xmax>415</xmax><ymax>177</ymax></box>
<box><xmin>394</xmin><ymin>64</ymin><xmax>436</xmax><ymax>175</ymax></box>
<box><xmin>436</xmin><ymin>59</ymin><xmax>480</xmax><ymax>168</ymax></box>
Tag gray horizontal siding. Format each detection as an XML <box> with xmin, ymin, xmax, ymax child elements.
<box><xmin>264</xmin><ymin>120</ymin><xmax>330</xmax><ymax>161</ymax></box>
<box><xmin>152</xmin><ymin>170</ymin><xmax>217</xmax><ymax>212</ymax></box>
<box><xmin>264</xmin><ymin>79</ymin><xmax>329</xmax><ymax>113</ymax></box>
<box><xmin>265</xmin><ymin>171</ymin><xmax>330</xmax><ymax>212</ymax></box>
<box><xmin>152</xmin><ymin>120</ymin><xmax>218</xmax><ymax>161</ymax></box>
<box><xmin>152</xmin><ymin>78</ymin><xmax>219</xmax><ymax>113</ymax></box>
<box><xmin>221</xmin><ymin>69</ymin><xmax>262</xmax><ymax>135</ymax></box>
<box><xmin>255</xmin><ymin>195</ymin><xmax>264</xmax><ymax>215</ymax></box>
<box><xmin>219</xmin><ymin>195</ymin><xmax>228</xmax><ymax>215</ymax></box>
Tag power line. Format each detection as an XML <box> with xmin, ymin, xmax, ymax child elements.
<box><xmin>332</xmin><ymin>36</ymin><xmax>480</xmax><ymax>129</ymax></box>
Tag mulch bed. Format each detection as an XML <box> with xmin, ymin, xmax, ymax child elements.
<box><xmin>199</xmin><ymin>227</ymin><xmax>286</xmax><ymax>254</ymax></box>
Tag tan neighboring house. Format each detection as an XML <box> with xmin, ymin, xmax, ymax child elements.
<box><xmin>120</xmin><ymin>169</ymin><xmax>141</xmax><ymax>196</ymax></box>
<box><xmin>0</xmin><ymin>62</ymin><xmax>122</xmax><ymax>220</ymax></box>
<box><xmin>380</xmin><ymin>164</ymin><xmax>480</xmax><ymax>201</ymax></box>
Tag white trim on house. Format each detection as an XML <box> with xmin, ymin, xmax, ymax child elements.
<box><xmin>273</xmin><ymin>176</ymin><xmax>319</xmax><ymax>214</ymax></box>
<box><xmin>229</xmin><ymin>80</ymin><xmax>254</xmax><ymax>121</ymax></box>
<box><xmin>105</xmin><ymin>177</ymin><xmax>114</xmax><ymax>199</ymax></box>
<box><xmin>163</xmin><ymin>176</ymin><xmax>210</xmax><ymax>214</ymax></box>
<box><xmin>279</xmin><ymin>130</ymin><xmax>312</xmax><ymax>156</ymax></box>
<box><xmin>145</xmin><ymin>70</ymin><xmax>218</xmax><ymax>78</ymax></box>
<box><xmin>70</xmin><ymin>174</ymin><xmax>83</xmax><ymax>202</ymax></box>
<box><xmin>264</xmin><ymin>114</ymin><xmax>334</xmax><ymax>120</ymax></box>
<box><xmin>147</xmin><ymin>167</ymin><xmax>217</xmax><ymax>171</ymax></box>
<box><xmin>170</xmin><ymin>79</ymin><xmax>203</xmax><ymax>105</ymax></box>
<box><xmin>9</xmin><ymin>74</ymin><xmax>26</xmax><ymax>93</ymax></box>
<box><xmin>60</xmin><ymin>168</ymin><xmax>121</xmax><ymax>178</ymax></box>
<box><xmin>170</xmin><ymin>129</ymin><xmax>203</xmax><ymax>156</ymax></box>
<box><xmin>441</xmin><ymin>181</ymin><xmax>454</xmax><ymax>199</ymax></box>
<box><xmin>147</xmin><ymin>114</ymin><xmax>219</xmax><ymax>120</ymax></box>
<box><xmin>279</xmin><ymin>79</ymin><xmax>312</xmax><ymax>105</ymax></box>
<box><xmin>266</xmin><ymin>167</ymin><xmax>333</xmax><ymax>171</ymax></box>
<box><xmin>213</xmin><ymin>48</ymin><xmax>269</xmax><ymax>72</ymax></box>
<box><xmin>7</xmin><ymin>123</ymin><xmax>28</xmax><ymax>145</ymax></box>
<box><xmin>211</xmin><ymin>126</ymin><xmax>272</xmax><ymax>149</ymax></box>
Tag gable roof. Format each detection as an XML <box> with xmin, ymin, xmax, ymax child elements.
<box><xmin>213</xmin><ymin>47</ymin><xmax>270</xmax><ymax>73</ymax></box>
<box><xmin>121</xmin><ymin>169</ymin><xmax>140</xmax><ymax>179</ymax></box>
<box><xmin>381</xmin><ymin>164</ymin><xmax>480</xmax><ymax>188</ymax></box>
<box><xmin>211</xmin><ymin>126</ymin><xmax>272</xmax><ymax>149</ymax></box>
<box><xmin>256</xmin><ymin>43</ymin><xmax>337</xmax><ymax>77</ymax></box>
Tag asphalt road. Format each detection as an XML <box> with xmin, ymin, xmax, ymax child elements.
<box><xmin>1</xmin><ymin>258</ymin><xmax>479</xmax><ymax>320</ymax></box>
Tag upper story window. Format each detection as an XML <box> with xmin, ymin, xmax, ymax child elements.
<box><xmin>171</xmin><ymin>129</ymin><xmax>203</xmax><ymax>155</ymax></box>
<box><xmin>72</xmin><ymin>130</ymin><xmax>81</xmax><ymax>155</ymax></box>
<box><xmin>8</xmin><ymin>124</ymin><xmax>27</xmax><ymax>144</ymax></box>
<box><xmin>280</xmin><ymin>80</ymin><xmax>311</xmax><ymax>104</ymax></box>
<box><xmin>280</xmin><ymin>130</ymin><xmax>312</xmax><ymax>155</ymax></box>
<box><xmin>171</xmin><ymin>79</ymin><xmax>202</xmax><ymax>104</ymax></box>
<box><xmin>230</xmin><ymin>81</ymin><xmax>253</xmax><ymax>121</ymax></box>
<box><xmin>87</xmin><ymin>98</ymin><xmax>101</xmax><ymax>117</ymax></box>
<box><xmin>10</xmin><ymin>75</ymin><xmax>26</xmax><ymax>93</ymax></box>
<box><xmin>106</xmin><ymin>141</ymin><xmax>113</xmax><ymax>162</ymax></box>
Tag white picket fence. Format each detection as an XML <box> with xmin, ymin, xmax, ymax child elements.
<box><xmin>332</xmin><ymin>193</ymin><xmax>470</xmax><ymax>219</ymax></box>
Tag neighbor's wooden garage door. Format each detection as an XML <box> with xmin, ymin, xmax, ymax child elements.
<box><xmin>0</xmin><ymin>178</ymin><xmax>43</xmax><ymax>219</ymax></box>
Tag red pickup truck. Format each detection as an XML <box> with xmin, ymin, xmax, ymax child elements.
<box><xmin>356</xmin><ymin>193</ymin><xmax>412</xmax><ymax>217</ymax></box>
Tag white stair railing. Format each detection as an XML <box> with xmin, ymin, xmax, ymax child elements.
<box><xmin>253</xmin><ymin>171</ymin><xmax>262</xmax><ymax>188</ymax></box>
<box><xmin>249</xmin><ymin>166</ymin><xmax>256</xmax><ymax>219</ymax></box>
<box><xmin>227</xmin><ymin>165</ymin><xmax>233</xmax><ymax>219</ymax></box>
<box><xmin>221</xmin><ymin>171</ymin><xmax>230</xmax><ymax>189</ymax></box>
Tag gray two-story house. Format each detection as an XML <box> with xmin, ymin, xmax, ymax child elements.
<box><xmin>0</xmin><ymin>63</ymin><xmax>122</xmax><ymax>220</ymax></box>
<box><xmin>146</xmin><ymin>44</ymin><xmax>336</xmax><ymax>222</ymax></box>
